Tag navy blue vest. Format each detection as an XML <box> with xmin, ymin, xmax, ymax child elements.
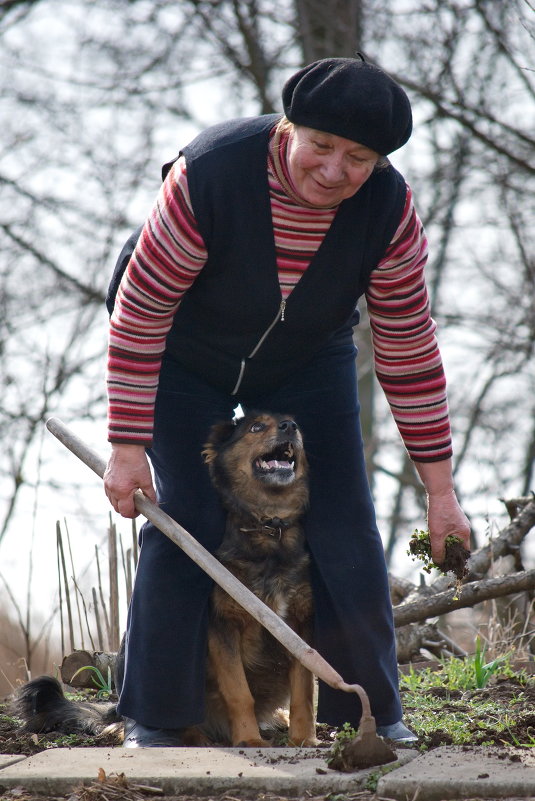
<box><xmin>109</xmin><ymin>115</ymin><xmax>407</xmax><ymax>399</ymax></box>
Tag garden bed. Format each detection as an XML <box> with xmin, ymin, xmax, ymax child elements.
<box><xmin>2</xmin><ymin>658</ymin><xmax>535</xmax><ymax>756</ymax></box>
<box><xmin>1</xmin><ymin>658</ymin><xmax>534</xmax><ymax>801</ymax></box>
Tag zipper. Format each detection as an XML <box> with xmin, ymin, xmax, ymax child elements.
<box><xmin>231</xmin><ymin>299</ymin><xmax>286</xmax><ymax>395</ymax></box>
<box><xmin>248</xmin><ymin>299</ymin><xmax>286</xmax><ymax>358</ymax></box>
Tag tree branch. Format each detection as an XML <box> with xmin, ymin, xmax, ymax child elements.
<box><xmin>397</xmin><ymin>76</ymin><xmax>535</xmax><ymax>174</ymax></box>
<box><xmin>394</xmin><ymin>568</ymin><xmax>535</xmax><ymax>627</ymax></box>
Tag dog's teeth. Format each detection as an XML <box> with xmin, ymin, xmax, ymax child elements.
<box><xmin>256</xmin><ymin>457</ymin><xmax>295</xmax><ymax>472</ymax></box>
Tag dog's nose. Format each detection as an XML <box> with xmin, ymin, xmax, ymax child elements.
<box><xmin>278</xmin><ymin>419</ymin><xmax>297</xmax><ymax>433</ymax></box>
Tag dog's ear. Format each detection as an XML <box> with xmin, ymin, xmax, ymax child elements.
<box><xmin>201</xmin><ymin>420</ymin><xmax>237</xmax><ymax>463</ymax></box>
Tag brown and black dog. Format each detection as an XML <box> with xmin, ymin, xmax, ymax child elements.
<box><xmin>14</xmin><ymin>411</ymin><xmax>317</xmax><ymax>747</ymax></box>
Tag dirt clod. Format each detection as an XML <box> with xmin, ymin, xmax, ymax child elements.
<box><xmin>441</xmin><ymin>537</ymin><xmax>471</xmax><ymax>580</ymax></box>
<box><xmin>408</xmin><ymin>529</ymin><xmax>470</xmax><ymax>580</ymax></box>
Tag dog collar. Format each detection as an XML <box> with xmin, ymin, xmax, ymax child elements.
<box><xmin>240</xmin><ymin>517</ymin><xmax>292</xmax><ymax>540</ymax></box>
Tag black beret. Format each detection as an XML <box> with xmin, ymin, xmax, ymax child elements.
<box><xmin>282</xmin><ymin>57</ymin><xmax>412</xmax><ymax>156</ymax></box>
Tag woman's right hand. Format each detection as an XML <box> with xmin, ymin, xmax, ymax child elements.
<box><xmin>103</xmin><ymin>443</ymin><xmax>157</xmax><ymax>518</ymax></box>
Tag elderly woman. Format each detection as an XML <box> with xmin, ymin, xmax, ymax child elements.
<box><xmin>104</xmin><ymin>57</ymin><xmax>471</xmax><ymax>747</ymax></box>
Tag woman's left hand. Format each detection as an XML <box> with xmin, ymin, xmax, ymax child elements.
<box><xmin>426</xmin><ymin>489</ymin><xmax>471</xmax><ymax>565</ymax></box>
<box><xmin>413</xmin><ymin>458</ymin><xmax>471</xmax><ymax>565</ymax></box>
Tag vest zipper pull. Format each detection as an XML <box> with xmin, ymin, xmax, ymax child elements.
<box><xmin>232</xmin><ymin>298</ymin><xmax>288</xmax><ymax>395</ymax></box>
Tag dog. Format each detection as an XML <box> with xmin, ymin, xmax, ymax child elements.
<box><xmin>14</xmin><ymin>411</ymin><xmax>317</xmax><ymax>747</ymax></box>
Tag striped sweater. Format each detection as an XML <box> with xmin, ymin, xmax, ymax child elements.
<box><xmin>108</xmin><ymin>128</ymin><xmax>451</xmax><ymax>462</ymax></box>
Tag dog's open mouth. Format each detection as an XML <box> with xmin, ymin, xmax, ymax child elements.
<box><xmin>253</xmin><ymin>442</ymin><xmax>296</xmax><ymax>482</ymax></box>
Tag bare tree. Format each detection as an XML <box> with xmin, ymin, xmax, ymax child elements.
<box><xmin>0</xmin><ymin>0</ymin><xmax>533</xmax><ymax>615</ymax></box>
<box><xmin>295</xmin><ymin>0</ymin><xmax>364</xmax><ymax>60</ymax></box>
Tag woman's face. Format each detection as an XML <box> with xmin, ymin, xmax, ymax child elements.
<box><xmin>287</xmin><ymin>126</ymin><xmax>379</xmax><ymax>208</ymax></box>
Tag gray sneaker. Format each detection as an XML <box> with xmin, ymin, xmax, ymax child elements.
<box><xmin>376</xmin><ymin>720</ymin><xmax>418</xmax><ymax>743</ymax></box>
<box><xmin>123</xmin><ymin>717</ymin><xmax>186</xmax><ymax>747</ymax></box>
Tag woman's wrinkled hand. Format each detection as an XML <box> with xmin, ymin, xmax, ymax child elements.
<box><xmin>103</xmin><ymin>443</ymin><xmax>157</xmax><ymax>518</ymax></box>
<box><xmin>426</xmin><ymin>489</ymin><xmax>471</xmax><ymax>565</ymax></box>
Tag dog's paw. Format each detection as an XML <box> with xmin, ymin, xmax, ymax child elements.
<box><xmin>182</xmin><ymin>726</ymin><xmax>213</xmax><ymax>747</ymax></box>
<box><xmin>236</xmin><ymin>737</ymin><xmax>272</xmax><ymax>747</ymax></box>
<box><xmin>288</xmin><ymin>736</ymin><xmax>320</xmax><ymax>747</ymax></box>
<box><xmin>272</xmin><ymin>707</ymin><xmax>290</xmax><ymax>728</ymax></box>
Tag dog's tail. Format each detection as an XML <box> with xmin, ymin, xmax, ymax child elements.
<box><xmin>13</xmin><ymin>676</ymin><xmax>122</xmax><ymax>737</ymax></box>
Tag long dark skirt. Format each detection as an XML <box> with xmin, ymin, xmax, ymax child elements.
<box><xmin>116</xmin><ymin>338</ymin><xmax>402</xmax><ymax>730</ymax></box>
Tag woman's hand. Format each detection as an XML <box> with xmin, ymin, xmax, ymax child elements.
<box><xmin>426</xmin><ymin>489</ymin><xmax>471</xmax><ymax>564</ymax></box>
<box><xmin>414</xmin><ymin>458</ymin><xmax>471</xmax><ymax>565</ymax></box>
<box><xmin>104</xmin><ymin>443</ymin><xmax>157</xmax><ymax>518</ymax></box>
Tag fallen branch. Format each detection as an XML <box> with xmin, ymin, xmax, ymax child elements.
<box><xmin>397</xmin><ymin>495</ymin><xmax>535</xmax><ymax>604</ymax></box>
<box><xmin>466</xmin><ymin>496</ymin><xmax>535</xmax><ymax>581</ymax></box>
<box><xmin>500</xmin><ymin>494</ymin><xmax>535</xmax><ymax>521</ymax></box>
<box><xmin>59</xmin><ymin>570</ymin><xmax>534</xmax><ymax>671</ymax></box>
<box><xmin>394</xmin><ymin>568</ymin><xmax>535</xmax><ymax>627</ymax></box>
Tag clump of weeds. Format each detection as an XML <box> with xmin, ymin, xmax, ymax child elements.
<box><xmin>408</xmin><ymin>528</ymin><xmax>470</xmax><ymax>583</ymax></box>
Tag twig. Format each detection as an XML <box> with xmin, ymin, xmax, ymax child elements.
<box><xmin>0</xmin><ymin>665</ymin><xmax>16</xmax><ymax>692</ymax></box>
<box><xmin>119</xmin><ymin>532</ymin><xmax>132</xmax><ymax>605</ymax></box>
<box><xmin>64</xmin><ymin>517</ymin><xmax>84</xmax><ymax>649</ymax></box>
<box><xmin>108</xmin><ymin>515</ymin><xmax>120</xmax><ymax>651</ymax></box>
<box><xmin>125</xmin><ymin>548</ymin><xmax>133</xmax><ymax>604</ymax></box>
<box><xmin>131</xmin><ymin>518</ymin><xmax>138</xmax><ymax>568</ymax></box>
<box><xmin>71</xmin><ymin>575</ymin><xmax>96</xmax><ymax>652</ymax></box>
<box><xmin>56</xmin><ymin>521</ymin><xmax>75</xmax><ymax>652</ymax></box>
<box><xmin>95</xmin><ymin>544</ymin><xmax>111</xmax><ymax>649</ymax></box>
<box><xmin>435</xmin><ymin>627</ymin><xmax>468</xmax><ymax>657</ymax></box>
<box><xmin>56</xmin><ymin>526</ymin><xmax>65</xmax><ymax>656</ymax></box>
<box><xmin>92</xmin><ymin>587</ymin><xmax>104</xmax><ymax>651</ymax></box>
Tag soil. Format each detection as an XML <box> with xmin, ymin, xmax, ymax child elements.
<box><xmin>405</xmin><ymin>677</ymin><xmax>535</xmax><ymax>748</ymax></box>
<box><xmin>408</xmin><ymin>531</ymin><xmax>470</xmax><ymax>580</ymax></box>
<box><xmin>441</xmin><ymin>538</ymin><xmax>471</xmax><ymax>580</ymax></box>
<box><xmin>1</xmin><ymin>678</ymin><xmax>534</xmax><ymax>801</ymax></box>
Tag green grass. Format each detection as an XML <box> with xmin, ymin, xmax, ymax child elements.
<box><xmin>402</xmin><ymin>692</ymin><xmax>509</xmax><ymax>746</ymax></box>
<box><xmin>400</xmin><ymin>649</ymin><xmax>523</xmax><ymax>693</ymax></box>
<box><xmin>399</xmin><ymin>653</ymin><xmax>535</xmax><ymax>749</ymax></box>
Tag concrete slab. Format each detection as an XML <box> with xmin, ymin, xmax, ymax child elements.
<box><xmin>377</xmin><ymin>745</ymin><xmax>535</xmax><ymax>800</ymax></box>
<box><xmin>0</xmin><ymin>745</ymin><xmax>417</xmax><ymax>797</ymax></box>
<box><xmin>0</xmin><ymin>754</ymin><xmax>27</xmax><ymax>770</ymax></box>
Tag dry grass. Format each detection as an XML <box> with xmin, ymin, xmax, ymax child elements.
<box><xmin>0</xmin><ymin>606</ymin><xmax>62</xmax><ymax>699</ymax></box>
<box><xmin>0</xmin><ymin>516</ymin><xmax>136</xmax><ymax>701</ymax></box>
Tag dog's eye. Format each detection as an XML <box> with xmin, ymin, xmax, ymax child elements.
<box><xmin>250</xmin><ymin>422</ymin><xmax>266</xmax><ymax>433</ymax></box>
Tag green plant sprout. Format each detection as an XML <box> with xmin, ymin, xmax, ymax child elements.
<box><xmin>506</xmin><ymin>728</ymin><xmax>535</xmax><ymax>748</ymax></box>
<box><xmin>472</xmin><ymin>636</ymin><xmax>511</xmax><ymax>689</ymax></box>
<box><xmin>325</xmin><ymin>722</ymin><xmax>358</xmax><ymax>767</ymax></box>
<box><xmin>400</xmin><ymin>643</ymin><xmax>515</xmax><ymax>694</ymax></box>
<box><xmin>70</xmin><ymin>665</ymin><xmax>113</xmax><ymax>699</ymax></box>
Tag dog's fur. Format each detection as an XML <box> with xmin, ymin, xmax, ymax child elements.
<box><xmin>14</xmin><ymin>411</ymin><xmax>316</xmax><ymax>747</ymax></box>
